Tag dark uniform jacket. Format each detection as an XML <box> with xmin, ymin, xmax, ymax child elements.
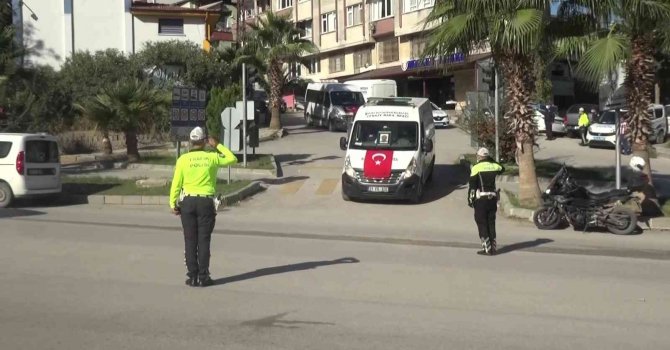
<box><xmin>468</xmin><ymin>158</ymin><xmax>505</xmax><ymax>206</ymax></box>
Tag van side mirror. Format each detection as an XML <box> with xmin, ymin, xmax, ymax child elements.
<box><xmin>339</xmin><ymin>137</ymin><xmax>348</xmax><ymax>151</ymax></box>
<box><xmin>423</xmin><ymin>139</ymin><xmax>434</xmax><ymax>153</ymax></box>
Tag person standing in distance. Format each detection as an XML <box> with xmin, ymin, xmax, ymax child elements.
<box><xmin>542</xmin><ymin>104</ymin><xmax>555</xmax><ymax>140</ymax></box>
<box><xmin>170</xmin><ymin>127</ymin><xmax>238</xmax><ymax>287</ymax></box>
<box><xmin>468</xmin><ymin>148</ymin><xmax>505</xmax><ymax>255</ymax></box>
<box><xmin>578</xmin><ymin>107</ymin><xmax>590</xmax><ymax>146</ymax></box>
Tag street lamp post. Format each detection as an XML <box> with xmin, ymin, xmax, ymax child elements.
<box><xmin>494</xmin><ymin>68</ymin><xmax>500</xmax><ymax>163</ymax></box>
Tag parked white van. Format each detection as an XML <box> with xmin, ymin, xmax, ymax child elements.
<box><xmin>344</xmin><ymin>79</ymin><xmax>397</xmax><ymax>102</ymax></box>
<box><xmin>338</xmin><ymin>97</ymin><xmax>435</xmax><ymax>203</ymax></box>
<box><xmin>587</xmin><ymin>104</ymin><xmax>667</xmax><ymax>147</ymax></box>
<box><xmin>304</xmin><ymin>83</ymin><xmax>366</xmax><ymax>132</ymax></box>
<box><xmin>0</xmin><ymin>133</ymin><xmax>62</xmax><ymax>207</ymax></box>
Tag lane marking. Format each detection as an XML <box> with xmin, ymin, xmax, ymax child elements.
<box><xmin>280</xmin><ymin>179</ymin><xmax>306</xmax><ymax>195</ymax></box>
<box><xmin>315</xmin><ymin>179</ymin><xmax>339</xmax><ymax>196</ymax></box>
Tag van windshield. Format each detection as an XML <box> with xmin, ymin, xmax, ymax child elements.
<box><xmin>330</xmin><ymin>91</ymin><xmax>364</xmax><ymax>106</ymax></box>
<box><xmin>349</xmin><ymin>121</ymin><xmax>419</xmax><ymax>151</ymax></box>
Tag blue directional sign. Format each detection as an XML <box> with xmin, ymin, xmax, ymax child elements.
<box><xmin>170</xmin><ymin>86</ymin><xmax>207</xmax><ymax>140</ymax></box>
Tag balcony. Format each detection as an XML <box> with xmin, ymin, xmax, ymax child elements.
<box><xmin>371</xmin><ymin>18</ymin><xmax>394</xmax><ymax>39</ymax></box>
<box><xmin>211</xmin><ymin>30</ymin><xmax>235</xmax><ymax>42</ymax></box>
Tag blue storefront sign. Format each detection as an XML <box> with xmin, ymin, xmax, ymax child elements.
<box><xmin>401</xmin><ymin>52</ymin><xmax>466</xmax><ymax>72</ymax></box>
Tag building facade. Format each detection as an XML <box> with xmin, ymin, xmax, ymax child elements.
<box><xmin>235</xmin><ymin>0</ymin><xmax>492</xmax><ymax>108</ymax></box>
<box><xmin>12</xmin><ymin>0</ymin><xmax>223</xmax><ymax>68</ymax></box>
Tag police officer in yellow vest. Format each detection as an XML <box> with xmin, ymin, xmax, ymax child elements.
<box><xmin>468</xmin><ymin>147</ymin><xmax>504</xmax><ymax>255</ymax></box>
<box><xmin>578</xmin><ymin>107</ymin><xmax>590</xmax><ymax>146</ymax></box>
<box><xmin>170</xmin><ymin>127</ymin><xmax>238</xmax><ymax>287</ymax></box>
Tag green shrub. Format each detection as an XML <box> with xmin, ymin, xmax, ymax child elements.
<box><xmin>206</xmin><ymin>84</ymin><xmax>241</xmax><ymax>139</ymax></box>
<box><xmin>470</xmin><ymin>113</ymin><xmax>516</xmax><ymax>163</ymax></box>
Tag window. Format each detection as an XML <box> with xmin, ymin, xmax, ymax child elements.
<box><xmin>297</xmin><ymin>20</ymin><xmax>312</xmax><ymax>39</ymax></box>
<box><xmin>411</xmin><ymin>37</ymin><xmax>427</xmax><ymax>58</ymax></box>
<box><xmin>379</xmin><ymin>38</ymin><xmax>399</xmax><ymax>63</ymax></box>
<box><xmin>354</xmin><ymin>49</ymin><xmax>372</xmax><ymax>68</ymax></box>
<box><xmin>309</xmin><ymin>57</ymin><xmax>321</xmax><ymax>73</ymax></box>
<box><xmin>371</xmin><ymin>0</ymin><xmax>393</xmax><ymax>21</ymax></box>
<box><xmin>158</xmin><ymin>19</ymin><xmax>184</xmax><ymax>35</ymax></box>
<box><xmin>290</xmin><ymin>62</ymin><xmax>302</xmax><ymax>78</ymax></box>
<box><xmin>25</xmin><ymin>141</ymin><xmax>59</xmax><ymax>163</ymax></box>
<box><xmin>306</xmin><ymin>89</ymin><xmax>325</xmax><ymax>103</ymax></box>
<box><xmin>349</xmin><ymin>121</ymin><xmax>419</xmax><ymax>151</ymax></box>
<box><xmin>321</xmin><ymin>12</ymin><xmax>336</xmax><ymax>33</ymax></box>
<box><xmin>329</xmin><ymin>55</ymin><xmax>345</xmax><ymax>73</ymax></box>
<box><xmin>347</xmin><ymin>4</ymin><xmax>362</xmax><ymax>27</ymax></box>
<box><xmin>0</xmin><ymin>142</ymin><xmax>11</xmax><ymax>159</ymax></box>
<box><xmin>404</xmin><ymin>0</ymin><xmax>434</xmax><ymax>12</ymax></box>
<box><xmin>277</xmin><ymin>0</ymin><xmax>293</xmax><ymax>10</ymax></box>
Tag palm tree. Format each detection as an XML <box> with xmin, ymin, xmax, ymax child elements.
<box><xmin>425</xmin><ymin>0</ymin><xmax>549</xmax><ymax>207</ymax></box>
<box><xmin>77</xmin><ymin>79</ymin><xmax>170</xmax><ymax>161</ymax></box>
<box><xmin>557</xmin><ymin>0</ymin><xmax>670</xmax><ymax>184</ymax></box>
<box><xmin>241</xmin><ymin>11</ymin><xmax>318</xmax><ymax>130</ymax></box>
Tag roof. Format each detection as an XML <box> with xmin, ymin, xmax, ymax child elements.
<box><xmin>130</xmin><ymin>1</ymin><xmax>220</xmax><ymax>15</ymax></box>
<box><xmin>366</xmin><ymin>97</ymin><xmax>429</xmax><ymax>108</ymax></box>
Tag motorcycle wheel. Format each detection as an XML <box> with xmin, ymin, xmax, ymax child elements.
<box><xmin>605</xmin><ymin>206</ymin><xmax>638</xmax><ymax>235</ymax></box>
<box><xmin>533</xmin><ymin>206</ymin><xmax>562</xmax><ymax>230</ymax></box>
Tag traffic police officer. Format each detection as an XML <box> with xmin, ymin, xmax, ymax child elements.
<box><xmin>578</xmin><ymin>107</ymin><xmax>590</xmax><ymax>146</ymax></box>
<box><xmin>468</xmin><ymin>147</ymin><xmax>504</xmax><ymax>255</ymax></box>
<box><xmin>542</xmin><ymin>104</ymin><xmax>555</xmax><ymax>140</ymax></box>
<box><xmin>170</xmin><ymin>127</ymin><xmax>238</xmax><ymax>287</ymax></box>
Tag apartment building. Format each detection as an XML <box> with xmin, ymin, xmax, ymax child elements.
<box><xmin>235</xmin><ymin>0</ymin><xmax>492</xmax><ymax>106</ymax></box>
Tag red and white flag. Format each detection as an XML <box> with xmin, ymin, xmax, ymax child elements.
<box><xmin>363</xmin><ymin>150</ymin><xmax>394</xmax><ymax>179</ymax></box>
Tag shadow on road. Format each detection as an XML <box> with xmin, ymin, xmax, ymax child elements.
<box><xmin>422</xmin><ymin>163</ymin><xmax>470</xmax><ymax>204</ymax></box>
<box><xmin>213</xmin><ymin>257</ymin><xmax>360</xmax><ymax>286</ymax></box>
<box><xmin>0</xmin><ymin>208</ymin><xmax>45</xmax><ymax>218</ymax></box>
<box><xmin>496</xmin><ymin>238</ymin><xmax>554</xmax><ymax>255</ymax></box>
<box><xmin>256</xmin><ymin>175</ymin><xmax>310</xmax><ymax>186</ymax></box>
<box><xmin>286</xmin><ymin>155</ymin><xmax>342</xmax><ymax>166</ymax></box>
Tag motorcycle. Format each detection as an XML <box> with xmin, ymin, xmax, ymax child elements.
<box><xmin>533</xmin><ymin>166</ymin><xmax>640</xmax><ymax>235</ymax></box>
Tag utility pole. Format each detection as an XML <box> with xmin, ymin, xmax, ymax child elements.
<box><xmin>494</xmin><ymin>68</ymin><xmax>500</xmax><ymax>163</ymax></box>
<box><xmin>615</xmin><ymin>109</ymin><xmax>621</xmax><ymax>189</ymax></box>
<box><xmin>239</xmin><ymin>0</ymin><xmax>247</xmax><ymax>167</ymax></box>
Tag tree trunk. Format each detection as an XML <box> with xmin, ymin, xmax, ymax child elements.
<box><xmin>499</xmin><ymin>52</ymin><xmax>542</xmax><ymax>208</ymax></box>
<box><xmin>124</xmin><ymin>129</ymin><xmax>140</xmax><ymax>162</ymax></box>
<box><xmin>268</xmin><ymin>63</ymin><xmax>283</xmax><ymax>130</ymax></box>
<box><xmin>101</xmin><ymin>129</ymin><xmax>113</xmax><ymax>155</ymax></box>
<box><xmin>626</xmin><ymin>34</ymin><xmax>655</xmax><ymax>185</ymax></box>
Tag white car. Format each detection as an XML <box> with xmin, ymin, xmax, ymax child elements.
<box><xmin>0</xmin><ymin>133</ymin><xmax>62</xmax><ymax>207</ymax></box>
<box><xmin>431</xmin><ymin>102</ymin><xmax>450</xmax><ymax>128</ymax></box>
<box><xmin>588</xmin><ymin>104</ymin><xmax>667</xmax><ymax>147</ymax></box>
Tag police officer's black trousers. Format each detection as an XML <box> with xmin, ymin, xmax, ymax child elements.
<box><xmin>474</xmin><ymin>198</ymin><xmax>497</xmax><ymax>241</ymax></box>
<box><xmin>180</xmin><ymin>196</ymin><xmax>216</xmax><ymax>278</ymax></box>
<box><xmin>544</xmin><ymin>117</ymin><xmax>554</xmax><ymax>139</ymax></box>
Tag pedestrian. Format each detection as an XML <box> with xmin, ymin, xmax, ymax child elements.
<box><xmin>542</xmin><ymin>104</ymin><xmax>555</xmax><ymax>140</ymax></box>
<box><xmin>468</xmin><ymin>147</ymin><xmax>505</xmax><ymax>255</ymax></box>
<box><xmin>170</xmin><ymin>126</ymin><xmax>238</xmax><ymax>287</ymax></box>
<box><xmin>578</xmin><ymin>107</ymin><xmax>590</xmax><ymax>146</ymax></box>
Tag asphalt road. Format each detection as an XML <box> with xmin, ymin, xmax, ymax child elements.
<box><xmin>2</xmin><ymin>209</ymin><xmax>670</xmax><ymax>350</ymax></box>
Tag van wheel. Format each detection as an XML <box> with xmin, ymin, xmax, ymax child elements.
<box><xmin>0</xmin><ymin>182</ymin><xmax>14</xmax><ymax>208</ymax></box>
<box><xmin>426</xmin><ymin>159</ymin><xmax>435</xmax><ymax>183</ymax></box>
<box><xmin>655</xmin><ymin>129</ymin><xmax>665</xmax><ymax>144</ymax></box>
<box><xmin>410</xmin><ymin>182</ymin><xmax>423</xmax><ymax>204</ymax></box>
<box><xmin>305</xmin><ymin>113</ymin><xmax>312</xmax><ymax>126</ymax></box>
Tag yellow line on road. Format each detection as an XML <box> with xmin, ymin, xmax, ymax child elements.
<box><xmin>280</xmin><ymin>179</ymin><xmax>306</xmax><ymax>195</ymax></box>
<box><xmin>315</xmin><ymin>179</ymin><xmax>339</xmax><ymax>195</ymax></box>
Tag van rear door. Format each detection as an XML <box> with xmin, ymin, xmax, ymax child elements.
<box><xmin>23</xmin><ymin>137</ymin><xmax>61</xmax><ymax>191</ymax></box>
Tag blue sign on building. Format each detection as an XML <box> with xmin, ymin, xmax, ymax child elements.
<box><xmin>401</xmin><ymin>53</ymin><xmax>466</xmax><ymax>72</ymax></box>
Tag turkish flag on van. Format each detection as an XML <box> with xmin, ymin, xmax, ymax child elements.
<box><xmin>363</xmin><ymin>150</ymin><xmax>393</xmax><ymax>178</ymax></box>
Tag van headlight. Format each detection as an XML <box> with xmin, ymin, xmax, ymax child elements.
<box><xmin>402</xmin><ymin>158</ymin><xmax>418</xmax><ymax>179</ymax></box>
<box><xmin>333</xmin><ymin>107</ymin><xmax>346</xmax><ymax>119</ymax></box>
<box><xmin>344</xmin><ymin>155</ymin><xmax>356</xmax><ymax>178</ymax></box>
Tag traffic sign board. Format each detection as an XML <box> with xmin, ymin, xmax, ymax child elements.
<box><xmin>170</xmin><ymin>86</ymin><xmax>207</xmax><ymax>139</ymax></box>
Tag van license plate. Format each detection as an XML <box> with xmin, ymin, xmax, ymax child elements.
<box><xmin>368</xmin><ymin>186</ymin><xmax>389</xmax><ymax>193</ymax></box>
<box><xmin>592</xmin><ymin>136</ymin><xmax>606</xmax><ymax>141</ymax></box>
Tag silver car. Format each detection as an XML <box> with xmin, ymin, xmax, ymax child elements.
<box><xmin>431</xmin><ymin>102</ymin><xmax>450</xmax><ymax>128</ymax></box>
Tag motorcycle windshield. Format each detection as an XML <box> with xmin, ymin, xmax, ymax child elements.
<box><xmin>546</xmin><ymin>167</ymin><xmax>567</xmax><ymax>193</ymax></box>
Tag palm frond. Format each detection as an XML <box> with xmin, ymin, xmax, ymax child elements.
<box><xmin>575</xmin><ymin>34</ymin><xmax>630</xmax><ymax>85</ymax></box>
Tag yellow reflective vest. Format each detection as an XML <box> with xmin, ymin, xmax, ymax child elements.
<box><xmin>578</xmin><ymin>112</ymin><xmax>590</xmax><ymax>127</ymax></box>
<box><xmin>169</xmin><ymin>144</ymin><xmax>238</xmax><ymax>208</ymax></box>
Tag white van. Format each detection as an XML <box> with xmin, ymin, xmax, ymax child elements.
<box><xmin>338</xmin><ymin>97</ymin><xmax>435</xmax><ymax>203</ymax></box>
<box><xmin>587</xmin><ymin>104</ymin><xmax>667</xmax><ymax>147</ymax></box>
<box><xmin>344</xmin><ymin>79</ymin><xmax>397</xmax><ymax>102</ymax></box>
<box><xmin>304</xmin><ymin>83</ymin><xmax>366</xmax><ymax>132</ymax></box>
<box><xmin>0</xmin><ymin>133</ymin><xmax>62</xmax><ymax>207</ymax></box>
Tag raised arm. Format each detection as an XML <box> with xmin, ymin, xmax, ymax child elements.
<box><xmin>208</xmin><ymin>136</ymin><xmax>238</xmax><ymax>167</ymax></box>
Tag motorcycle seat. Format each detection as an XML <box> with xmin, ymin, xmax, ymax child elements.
<box><xmin>587</xmin><ymin>189</ymin><xmax>629</xmax><ymax>200</ymax></box>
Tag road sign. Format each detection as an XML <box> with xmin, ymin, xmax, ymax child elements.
<box><xmin>170</xmin><ymin>86</ymin><xmax>207</xmax><ymax>140</ymax></box>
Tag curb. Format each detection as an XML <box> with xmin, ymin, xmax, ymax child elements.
<box><xmin>648</xmin><ymin>217</ymin><xmax>670</xmax><ymax>230</ymax></box>
<box><xmin>63</xmin><ymin>181</ymin><xmax>265</xmax><ymax>208</ymax></box>
<box><xmin>123</xmin><ymin>162</ymin><xmax>277</xmax><ymax>180</ymax></box>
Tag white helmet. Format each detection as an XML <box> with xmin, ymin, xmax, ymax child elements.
<box><xmin>629</xmin><ymin>156</ymin><xmax>645</xmax><ymax>172</ymax></box>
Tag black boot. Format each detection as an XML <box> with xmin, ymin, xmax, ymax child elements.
<box><xmin>199</xmin><ymin>276</ymin><xmax>214</xmax><ymax>287</ymax></box>
<box><xmin>490</xmin><ymin>239</ymin><xmax>497</xmax><ymax>256</ymax></box>
<box><xmin>478</xmin><ymin>238</ymin><xmax>492</xmax><ymax>255</ymax></box>
<box><xmin>185</xmin><ymin>275</ymin><xmax>198</xmax><ymax>287</ymax></box>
